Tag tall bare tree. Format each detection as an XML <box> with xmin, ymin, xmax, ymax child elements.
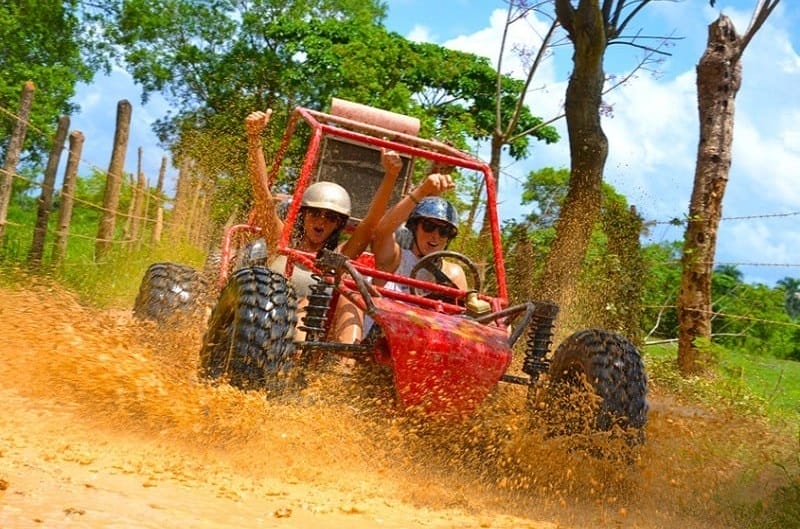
<box><xmin>474</xmin><ymin>1</ymin><xmax>561</xmax><ymax>237</ymax></box>
<box><xmin>677</xmin><ymin>0</ymin><xmax>781</xmax><ymax>375</ymax></box>
<box><xmin>540</xmin><ymin>0</ymin><xmax>656</xmax><ymax>336</ymax></box>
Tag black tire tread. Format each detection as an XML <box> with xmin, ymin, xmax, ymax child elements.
<box><xmin>548</xmin><ymin>328</ymin><xmax>648</xmax><ymax>433</ymax></box>
<box><xmin>133</xmin><ymin>262</ymin><xmax>203</xmax><ymax>322</ymax></box>
<box><xmin>199</xmin><ymin>267</ymin><xmax>298</xmax><ymax>394</ymax></box>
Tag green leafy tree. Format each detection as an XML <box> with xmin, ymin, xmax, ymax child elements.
<box><xmin>710</xmin><ymin>275</ymin><xmax>796</xmax><ymax>359</ymax></box>
<box><xmin>0</xmin><ymin>0</ymin><xmax>109</xmax><ymax>167</ymax></box>
<box><xmin>103</xmin><ymin>0</ymin><xmax>558</xmax><ymax>234</ymax></box>
<box><xmin>640</xmin><ymin>241</ymin><xmax>683</xmax><ymax>340</ymax></box>
<box><xmin>777</xmin><ymin>277</ymin><xmax>800</xmax><ymax>321</ymax></box>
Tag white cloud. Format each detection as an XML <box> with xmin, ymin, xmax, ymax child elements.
<box><xmin>406</xmin><ymin>24</ymin><xmax>433</xmax><ymax>43</ymax></box>
<box><xmin>717</xmin><ymin>219</ymin><xmax>800</xmax><ymax>285</ymax></box>
<box><xmin>732</xmin><ymin>115</ymin><xmax>800</xmax><ymax>209</ymax></box>
<box><xmin>432</xmin><ymin>2</ymin><xmax>800</xmax><ymax>284</ymax></box>
<box><xmin>443</xmin><ymin>8</ymin><xmax>560</xmax><ymax>88</ymax></box>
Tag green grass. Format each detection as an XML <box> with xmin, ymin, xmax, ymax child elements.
<box><xmin>644</xmin><ymin>342</ymin><xmax>800</xmax><ymax>425</ymax></box>
<box><xmin>644</xmin><ymin>343</ymin><xmax>800</xmax><ymax>529</ymax></box>
<box><xmin>1</xmin><ymin>198</ymin><xmax>207</xmax><ymax>308</ymax></box>
<box><xmin>720</xmin><ymin>353</ymin><xmax>800</xmax><ymax>417</ymax></box>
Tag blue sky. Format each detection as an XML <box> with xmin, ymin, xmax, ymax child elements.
<box><xmin>67</xmin><ymin>0</ymin><xmax>799</xmax><ymax>286</ymax></box>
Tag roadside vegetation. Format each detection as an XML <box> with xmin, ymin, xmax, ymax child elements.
<box><xmin>2</xmin><ymin>186</ymin><xmax>798</xmax><ymax>529</ymax></box>
<box><xmin>1</xmin><ymin>1</ymin><xmax>796</xmax><ymax>526</ymax></box>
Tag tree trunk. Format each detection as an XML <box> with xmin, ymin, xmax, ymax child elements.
<box><xmin>539</xmin><ymin>1</ymin><xmax>608</xmax><ymax>337</ymax></box>
<box><xmin>478</xmin><ymin>134</ymin><xmax>505</xmax><ymax>237</ymax></box>
<box><xmin>29</xmin><ymin>115</ymin><xmax>70</xmax><ymax>268</ymax></box>
<box><xmin>677</xmin><ymin>15</ymin><xmax>742</xmax><ymax>375</ymax></box>
<box><xmin>95</xmin><ymin>100</ymin><xmax>132</xmax><ymax>261</ymax></box>
<box><xmin>0</xmin><ymin>81</ymin><xmax>35</xmax><ymax>245</ymax></box>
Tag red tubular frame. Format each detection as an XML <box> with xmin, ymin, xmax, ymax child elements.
<box><xmin>213</xmin><ymin>103</ymin><xmax>517</xmax><ymax>417</ymax></box>
<box><xmin>219</xmin><ymin>105</ymin><xmax>508</xmax><ymax>307</ymax></box>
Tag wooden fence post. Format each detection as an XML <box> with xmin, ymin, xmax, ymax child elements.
<box><xmin>155</xmin><ymin>155</ymin><xmax>166</xmax><ymax>198</ymax></box>
<box><xmin>123</xmin><ymin>146</ymin><xmax>142</xmax><ymax>242</ymax></box>
<box><xmin>95</xmin><ymin>99</ymin><xmax>131</xmax><ymax>261</ymax></box>
<box><xmin>168</xmin><ymin>158</ymin><xmax>192</xmax><ymax>242</ymax></box>
<box><xmin>153</xmin><ymin>207</ymin><xmax>163</xmax><ymax>243</ymax></box>
<box><xmin>146</xmin><ymin>156</ymin><xmax>167</xmax><ymax>245</ymax></box>
<box><xmin>52</xmin><ymin>130</ymin><xmax>84</xmax><ymax>268</ymax></box>
<box><xmin>130</xmin><ymin>165</ymin><xmax>147</xmax><ymax>250</ymax></box>
<box><xmin>138</xmin><ymin>178</ymin><xmax>150</xmax><ymax>251</ymax></box>
<box><xmin>29</xmin><ymin>115</ymin><xmax>70</xmax><ymax>267</ymax></box>
<box><xmin>0</xmin><ymin>81</ymin><xmax>35</xmax><ymax>245</ymax></box>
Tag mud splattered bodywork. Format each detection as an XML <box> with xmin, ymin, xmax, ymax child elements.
<box><xmin>135</xmin><ymin>99</ymin><xmax>648</xmax><ymax>442</ymax></box>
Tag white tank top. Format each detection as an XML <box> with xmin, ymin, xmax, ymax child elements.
<box><xmin>269</xmin><ymin>254</ymin><xmax>316</xmax><ymax>298</ymax></box>
<box><xmin>364</xmin><ymin>249</ymin><xmax>437</xmax><ymax>334</ymax></box>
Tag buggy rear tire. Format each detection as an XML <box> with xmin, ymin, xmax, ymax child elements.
<box><xmin>546</xmin><ymin>328</ymin><xmax>648</xmax><ymax>441</ymax></box>
<box><xmin>133</xmin><ymin>262</ymin><xmax>204</xmax><ymax>323</ymax></box>
<box><xmin>199</xmin><ymin>266</ymin><xmax>298</xmax><ymax>394</ymax></box>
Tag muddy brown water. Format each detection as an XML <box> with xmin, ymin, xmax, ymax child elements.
<box><xmin>0</xmin><ymin>281</ymin><xmax>795</xmax><ymax>528</ymax></box>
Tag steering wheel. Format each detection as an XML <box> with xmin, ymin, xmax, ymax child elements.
<box><xmin>408</xmin><ymin>250</ymin><xmax>482</xmax><ymax>299</ymax></box>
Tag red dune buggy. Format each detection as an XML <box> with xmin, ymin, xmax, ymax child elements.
<box><xmin>135</xmin><ymin>99</ymin><xmax>648</xmax><ymax>438</ymax></box>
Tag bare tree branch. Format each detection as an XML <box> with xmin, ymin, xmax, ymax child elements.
<box><xmin>737</xmin><ymin>0</ymin><xmax>781</xmax><ymax>59</ymax></box>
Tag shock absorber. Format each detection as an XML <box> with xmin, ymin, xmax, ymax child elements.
<box><xmin>299</xmin><ymin>274</ymin><xmax>334</xmax><ymax>341</ymax></box>
<box><xmin>522</xmin><ymin>302</ymin><xmax>559</xmax><ymax>382</ymax></box>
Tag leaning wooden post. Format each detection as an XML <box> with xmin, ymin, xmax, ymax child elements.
<box><xmin>155</xmin><ymin>156</ymin><xmax>167</xmax><ymax>198</ymax></box>
<box><xmin>29</xmin><ymin>115</ymin><xmax>70</xmax><ymax>267</ymax></box>
<box><xmin>95</xmin><ymin>99</ymin><xmax>132</xmax><ymax>261</ymax></box>
<box><xmin>0</xmin><ymin>81</ymin><xmax>35</xmax><ymax>244</ymax></box>
<box><xmin>52</xmin><ymin>130</ymin><xmax>84</xmax><ymax>269</ymax></box>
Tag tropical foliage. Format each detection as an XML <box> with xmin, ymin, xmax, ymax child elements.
<box><xmin>0</xmin><ymin>0</ymin><xmax>109</xmax><ymax>167</ymax></box>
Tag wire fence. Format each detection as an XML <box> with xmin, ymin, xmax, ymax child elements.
<box><xmin>1</xmin><ymin>93</ymin><xmax>798</xmax><ymax>334</ymax></box>
<box><xmin>0</xmin><ymin>93</ymin><xmax>212</xmax><ymax>268</ymax></box>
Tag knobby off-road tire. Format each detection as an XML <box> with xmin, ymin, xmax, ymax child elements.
<box><xmin>133</xmin><ymin>262</ymin><xmax>204</xmax><ymax>323</ymax></box>
<box><xmin>546</xmin><ymin>328</ymin><xmax>648</xmax><ymax>443</ymax></box>
<box><xmin>199</xmin><ymin>266</ymin><xmax>298</xmax><ymax>395</ymax></box>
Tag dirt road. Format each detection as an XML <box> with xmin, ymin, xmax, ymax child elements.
<box><xmin>0</xmin><ymin>281</ymin><xmax>793</xmax><ymax>528</ymax></box>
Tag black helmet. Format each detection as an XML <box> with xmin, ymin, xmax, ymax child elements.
<box><xmin>407</xmin><ymin>196</ymin><xmax>458</xmax><ymax>238</ymax></box>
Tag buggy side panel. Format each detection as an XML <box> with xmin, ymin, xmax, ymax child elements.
<box><xmin>370</xmin><ymin>298</ymin><xmax>512</xmax><ymax>418</ymax></box>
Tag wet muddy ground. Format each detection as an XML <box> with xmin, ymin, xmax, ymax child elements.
<box><xmin>0</xmin><ymin>281</ymin><xmax>796</xmax><ymax>528</ymax></box>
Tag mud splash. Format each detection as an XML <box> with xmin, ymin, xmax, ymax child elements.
<box><xmin>0</xmin><ymin>280</ymin><xmax>795</xmax><ymax>528</ymax></box>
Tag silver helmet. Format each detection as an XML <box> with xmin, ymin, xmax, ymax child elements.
<box><xmin>301</xmin><ymin>181</ymin><xmax>351</xmax><ymax>217</ymax></box>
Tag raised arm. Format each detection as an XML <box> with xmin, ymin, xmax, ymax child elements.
<box><xmin>245</xmin><ymin>110</ymin><xmax>283</xmax><ymax>236</ymax></box>
<box><xmin>371</xmin><ymin>172</ymin><xmax>455</xmax><ymax>273</ymax></box>
<box><xmin>339</xmin><ymin>149</ymin><xmax>402</xmax><ymax>259</ymax></box>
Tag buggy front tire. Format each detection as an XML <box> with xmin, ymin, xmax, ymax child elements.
<box><xmin>546</xmin><ymin>328</ymin><xmax>648</xmax><ymax>442</ymax></box>
<box><xmin>199</xmin><ymin>266</ymin><xmax>298</xmax><ymax>395</ymax></box>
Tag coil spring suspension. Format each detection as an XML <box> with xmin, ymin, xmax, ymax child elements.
<box><xmin>299</xmin><ymin>274</ymin><xmax>334</xmax><ymax>341</ymax></box>
<box><xmin>521</xmin><ymin>303</ymin><xmax>559</xmax><ymax>381</ymax></box>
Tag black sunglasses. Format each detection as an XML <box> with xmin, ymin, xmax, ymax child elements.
<box><xmin>419</xmin><ymin>218</ymin><xmax>457</xmax><ymax>239</ymax></box>
<box><xmin>305</xmin><ymin>208</ymin><xmax>344</xmax><ymax>223</ymax></box>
